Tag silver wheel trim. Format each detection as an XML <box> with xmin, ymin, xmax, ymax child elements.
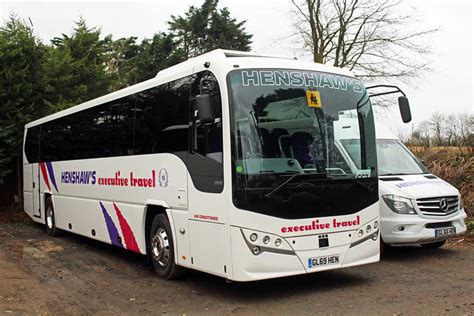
<box><xmin>46</xmin><ymin>206</ymin><xmax>53</xmax><ymax>229</ymax></box>
<box><xmin>151</xmin><ymin>227</ymin><xmax>170</xmax><ymax>267</ymax></box>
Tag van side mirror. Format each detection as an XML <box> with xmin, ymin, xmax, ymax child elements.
<box><xmin>398</xmin><ymin>96</ymin><xmax>412</xmax><ymax>123</ymax></box>
<box><xmin>196</xmin><ymin>94</ymin><xmax>215</xmax><ymax>124</ymax></box>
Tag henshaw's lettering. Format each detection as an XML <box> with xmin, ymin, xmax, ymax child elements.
<box><xmin>281</xmin><ymin>216</ymin><xmax>360</xmax><ymax>233</ymax></box>
<box><xmin>61</xmin><ymin>170</ymin><xmax>96</xmax><ymax>185</ymax></box>
<box><xmin>241</xmin><ymin>70</ymin><xmax>364</xmax><ymax>94</ymax></box>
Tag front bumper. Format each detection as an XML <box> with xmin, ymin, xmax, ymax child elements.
<box><xmin>230</xmin><ymin>224</ymin><xmax>380</xmax><ymax>282</ymax></box>
<box><xmin>381</xmin><ymin>209</ymin><xmax>467</xmax><ymax>245</ymax></box>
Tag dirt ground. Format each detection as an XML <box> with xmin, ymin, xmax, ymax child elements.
<box><xmin>1</xmin><ymin>207</ymin><xmax>473</xmax><ymax>315</ymax></box>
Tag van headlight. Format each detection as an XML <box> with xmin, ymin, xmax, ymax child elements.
<box><xmin>382</xmin><ymin>195</ymin><xmax>416</xmax><ymax>215</ymax></box>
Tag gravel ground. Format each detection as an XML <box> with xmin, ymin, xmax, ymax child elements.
<box><xmin>1</xmin><ymin>208</ymin><xmax>473</xmax><ymax>315</ymax></box>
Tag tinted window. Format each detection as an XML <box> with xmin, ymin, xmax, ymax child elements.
<box><xmin>34</xmin><ymin>71</ymin><xmax>224</xmax><ymax>193</ymax></box>
<box><xmin>24</xmin><ymin>126</ymin><xmax>40</xmax><ymax>163</ymax></box>
<box><xmin>39</xmin><ymin>97</ymin><xmax>137</xmax><ymax>161</ymax></box>
<box><xmin>134</xmin><ymin>77</ymin><xmax>191</xmax><ymax>155</ymax></box>
<box><xmin>187</xmin><ymin>71</ymin><xmax>224</xmax><ymax>193</ymax></box>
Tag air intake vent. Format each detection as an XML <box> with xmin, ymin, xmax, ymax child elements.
<box><xmin>424</xmin><ymin>175</ymin><xmax>438</xmax><ymax>179</ymax></box>
<box><xmin>380</xmin><ymin>177</ymin><xmax>403</xmax><ymax>181</ymax></box>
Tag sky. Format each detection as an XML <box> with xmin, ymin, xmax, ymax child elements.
<box><xmin>1</xmin><ymin>0</ymin><xmax>473</xmax><ymax>136</ymax></box>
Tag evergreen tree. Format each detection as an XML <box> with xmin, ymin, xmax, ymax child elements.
<box><xmin>169</xmin><ymin>0</ymin><xmax>252</xmax><ymax>59</ymax></box>
<box><xmin>43</xmin><ymin>18</ymin><xmax>112</xmax><ymax>112</ymax></box>
<box><xmin>0</xmin><ymin>17</ymin><xmax>46</xmax><ymax>178</ymax></box>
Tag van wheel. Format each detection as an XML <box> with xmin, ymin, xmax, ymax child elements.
<box><xmin>421</xmin><ymin>240</ymin><xmax>446</xmax><ymax>249</ymax></box>
<box><xmin>149</xmin><ymin>214</ymin><xmax>184</xmax><ymax>280</ymax></box>
<box><xmin>380</xmin><ymin>239</ymin><xmax>392</xmax><ymax>256</ymax></box>
<box><xmin>45</xmin><ymin>198</ymin><xmax>61</xmax><ymax>237</ymax></box>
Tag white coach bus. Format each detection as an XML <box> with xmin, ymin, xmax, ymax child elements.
<box><xmin>23</xmin><ymin>49</ymin><xmax>401</xmax><ymax>282</ymax></box>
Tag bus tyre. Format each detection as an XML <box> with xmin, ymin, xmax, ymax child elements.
<box><xmin>421</xmin><ymin>240</ymin><xmax>446</xmax><ymax>249</ymax></box>
<box><xmin>150</xmin><ymin>214</ymin><xmax>184</xmax><ymax>280</ymax></box>
<box><xmin>45</xmin><ymin>198</ymin><xmax>61</xmax><ymax>237</ymax></box>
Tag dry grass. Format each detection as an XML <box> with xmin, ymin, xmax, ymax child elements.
<box><xmin>409</xmin><ymin>146</ymin><xmax>474</xmax><ymax>234</ymax></box>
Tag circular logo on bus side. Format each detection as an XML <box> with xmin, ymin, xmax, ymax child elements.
<box><xmin>159</xmin><ymin>168</ymin><xmax>168</xmax><ymax>187</ymax></box>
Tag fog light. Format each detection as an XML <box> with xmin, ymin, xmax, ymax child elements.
<box><xmin>371</xmin><ymin>232</ymin><xmax>378</xmax><ymax>241</ymax></box>
<box><xmin>374</xmin><ymin>221</ymin><xmax>379</xmax><ymax>229</ymax></box>
<box><xmin>252</xmin><ymin>246</ymin><xmax>261</xmax><ymax>255</ymax></box>
<box><xmin>250</xmin><ymin>233</ymin><xmax>258</xmax><ymax>242</ymax></box>
<box><xmin>358</xmin><ymin>229</ymin><xmax>363</xmax><ymax>237</ymax></box>
<box><xmin>397</xmin><ymin>226</ymin><xmax>405</xmax><ymax>231</ymax></box>
<box><xmin>366</xmin><ymin>225</ymin><xmax>372</xmax><ymax>233</ymax></box>
<box><xmin>263</xmin><ymin>236</ymin><xmax>270</xmax><ymax>244</ymax></box>
<box><xmin>275</xmin><ymin>238</ymin><xmax>282</xmax><ymax>247</ymax></box>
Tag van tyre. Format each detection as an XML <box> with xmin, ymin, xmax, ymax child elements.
<box><xmin>380</xmin><ymin>239</ymin><xmax>392</xmax><ymax>256</ymax></box>
<box><xmin>45</xmin><ymin>198</ymin><xmax>61</xmax><ymax>237</ymax></box>
<box><xmin>421</xmin><ymin>240</ymin><xmax>446</xmax><ymax>249</ymax></box>
<box><xmin>150</xmin><ymin>214</ymin><xmax>184</xmax><ymax>280</ymax></box>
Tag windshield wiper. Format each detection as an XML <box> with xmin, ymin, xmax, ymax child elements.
<box><xmin>264</xmin><ymin>173</ymin><xmax>326</xmax><ymax>198</ymax></box>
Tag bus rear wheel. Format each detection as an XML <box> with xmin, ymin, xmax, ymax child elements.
<box><xmin>149</xmin><ymin>214</ymin><xmax>184</xmax><ymax>280</ymax></box>
<box><xmin>45</xmin><ymin>198</ymin><xmax>61</xmax><ymax>237</ymax></box>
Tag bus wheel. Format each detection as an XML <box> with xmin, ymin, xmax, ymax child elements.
<box><xmin>150</xmin><ymin>214</ymin><xmax>184</xmax><ymax>280</ymax></box>
<box><xmin>421</xmin><ymin>240</ymin><xmax>446</xmax><ymax>249</ymax></box>
<box><xmin>45</xmin><ymin>198</ymin><xmax>61</xmax><ymax>237</ymax></box>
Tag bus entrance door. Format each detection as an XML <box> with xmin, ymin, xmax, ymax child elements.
<box><xmin>32</xmin><ymin>163</ymin><xmax>41</xmax><ymax>218</ymax></box>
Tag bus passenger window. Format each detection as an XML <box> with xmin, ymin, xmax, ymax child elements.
<box><xmin>187</xmin><ymin>71</ymin><xmax>224</xmax><ymax>193</ymax></box>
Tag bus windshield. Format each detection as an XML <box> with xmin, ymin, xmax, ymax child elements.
<box><xmin>227</xmin><ymin>69</ymin><xmax>378</xmax><ymax>219</ymax></box>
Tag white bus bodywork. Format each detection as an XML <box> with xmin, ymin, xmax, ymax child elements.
<box><xmin>24</xmin><ymin>50</ymin><xmax>380</xmax><ymax>281</ymax></box>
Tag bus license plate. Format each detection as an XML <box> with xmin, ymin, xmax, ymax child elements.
<box><xmin>435</xmin><ymin>227</ymin><xmax>456</xmax><ymax>238</ymax></box>
<box><xmin>308</xmin><ymin>255</ymin><xmax>339</xmax><ymax>268</ymax></box>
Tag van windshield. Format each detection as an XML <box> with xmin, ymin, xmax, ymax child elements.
<box><xmin>227</xmin><ymin>68</ymin><xmax>378</xmax><ymax>219</ymax></box>
<box><xmin>341</xmin><ymin>138</ymin><xmax>427</xmax><ymax>176</ymax></box>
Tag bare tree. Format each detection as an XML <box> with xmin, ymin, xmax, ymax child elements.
<box><xmin>291</xmin><ymin>0</ymin><xmax>438</xmax><ymax>79</ymax></box>
<box><xmin>444</xmin><ymin>114</ymin><xmax>457</xmax><ymax>146</ymax></box>
<box><xmin>416</xmin><ymin>120</ymin><xmax>432</xmax><ymax>147</ymax></box>
<box><xmin>407</xmin><ymin>112</ymin><xmax>473</xmax><ymax>148</ymax></box>
<box><xmin>430</xmin><ymin>112</ymin><xmax>445</xmax><ymax>146</ymax></box>
<box><xmin>456</xmin><ymin>113</ymin><xmax>474</xmax><ymax>147</ymax></box>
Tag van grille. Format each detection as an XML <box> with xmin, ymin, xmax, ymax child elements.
<box><xmin>416</xmin><ymin>196</ymin><xmax>459</xmax><ymax>216</ymax></box>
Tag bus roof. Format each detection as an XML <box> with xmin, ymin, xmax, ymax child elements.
<box><xmin>25</xmin><ymin>49</ymin><xmax>356</xmax><ymax>129</ymax></box>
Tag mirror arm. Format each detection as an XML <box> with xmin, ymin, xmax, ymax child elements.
<box><xmin>366</xmin><ymin>85</ymin><xmax>406</xmax><ymax>98</ymax></box>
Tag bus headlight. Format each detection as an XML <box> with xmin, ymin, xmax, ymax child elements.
<box><xmin>382</xmin><ymin>195</ymin><xmax>416</xmax><ymax>215</ymax></box>
<box><xmin>250</xmin><ymin>233</ymin><xmax>258</xmax><ymax>242</ymax></box>
<box><xmin>275</xmin><ymin>238</ymin><xmax>282</xmax><ymax>247</ymax></box>
<box><xmin>240</xmin><ymin>229</ymin><xmax>294</xmax><ymax>256</ymax></box>
<box><xmin>252</xmin><ymin>246</ymin><xmax>261</xmax><ymax>255</ymax></box>
<box><xmin>350</xmin><ymin>218</ymin><xmax>379</xmax><ymax>248</ymax></box>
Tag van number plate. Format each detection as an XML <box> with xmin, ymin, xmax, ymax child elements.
<box><xmin>435</xmin><ymin>227</ymin><xmax>456</xmax><ymax>238</ymax></box>
<box><xmin>308</xmin><ymin>255</ymin><xmax>340</xmax><ymax>268</ymax></box>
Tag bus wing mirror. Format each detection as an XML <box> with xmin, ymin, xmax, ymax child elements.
<box><xmin>398</xmin><ymin>96</ymin><xmax>412</xmax><ymax>123</ymax></box>
<box><xmin>196</xmin><ymin>94</ymin><xmax>215</xmax><ymax>124</ymax></box>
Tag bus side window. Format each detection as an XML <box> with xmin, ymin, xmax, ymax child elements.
<box><xmin>187</xmin><ymin>71</ymin><xmax>224</xmax><ymax>193</ymax></box>
<box><xmin>24</xmin><ymin>126</ymin><xmax>40</xmax><ymax>163</ymax></box>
